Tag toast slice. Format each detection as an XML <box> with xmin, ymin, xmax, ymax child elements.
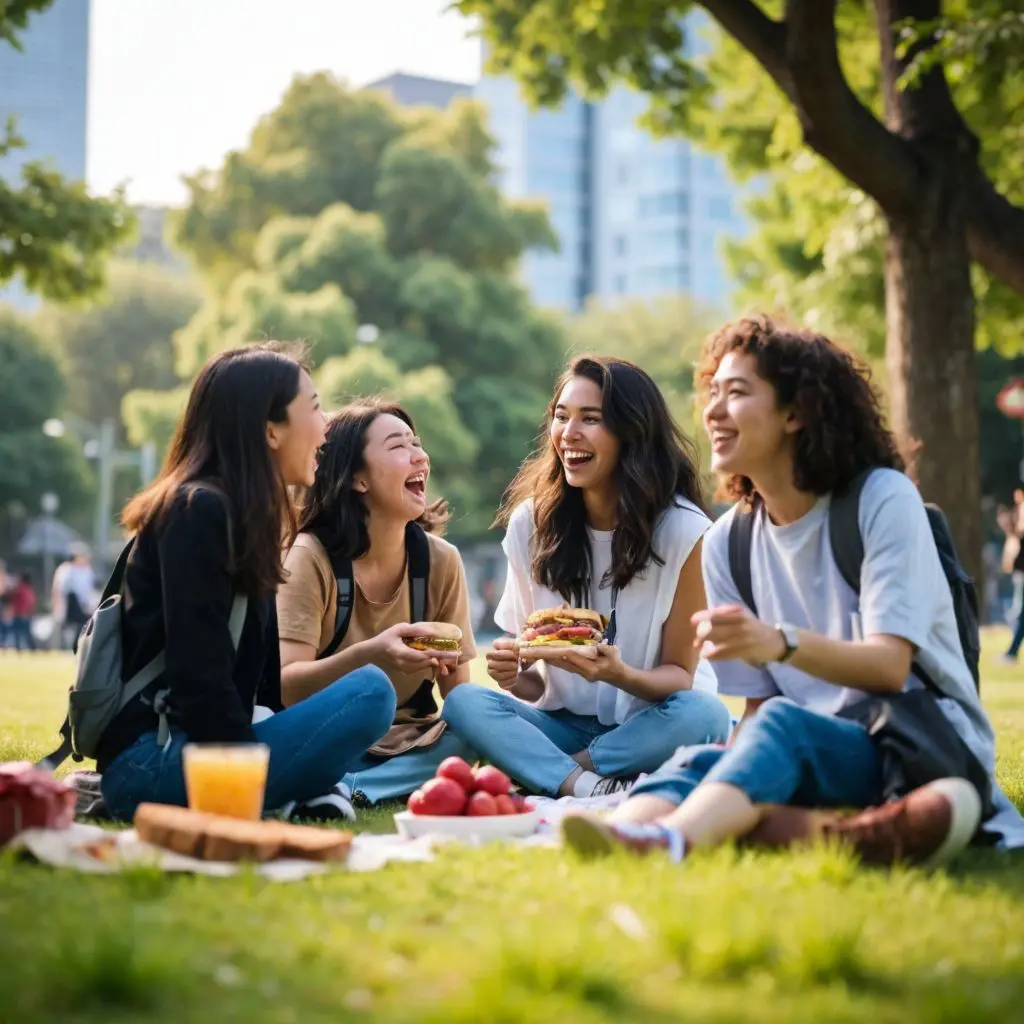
<box><xmin>133</xmin><ymin>803</ymin><xmax>352</xmax><ymax>863</ymax></box>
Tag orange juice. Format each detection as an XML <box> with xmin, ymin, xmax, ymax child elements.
<box><xmin>183</xmin><ymin>744</ymin><xmax>269</xmax><ymax>820</ymax></box>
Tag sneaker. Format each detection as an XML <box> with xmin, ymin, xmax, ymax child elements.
<box><xmin>281</xmin><ymin>784</ymin><xmax>356</xmax><ymax>824</ymax></box>
<box><xmin>590</xmin><ymin>775</ymin><xmax>636</xmax><ymax>798</ymax></box>
<box><xmin>561</xmin><ymin>811</ymin><xmax>685</xmax><ymax>862</ymax></box>
<box><xmin>822</xmin><ymin>778</ymin><xmax>982</xmax><ymax>867</ymax></box>
<box><xmin>999</xmin><ymin>654</ymin><xmax>1018</xmax><ymax>667</ymax></box>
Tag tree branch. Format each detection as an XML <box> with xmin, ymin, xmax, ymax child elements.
<box><xmin>697</xmin><ymin>0</ymin><xmax>790</xmax><ymax>94</ymax></box>
<box><xmin>965</xmin><ymin>176</ymin><xmax>1024</xmax><ymax>293</ymax></box>
<box><xmin>782</xmin><ymin>0</ymin><xmax>922</xmax><ymax>215</ymax></box>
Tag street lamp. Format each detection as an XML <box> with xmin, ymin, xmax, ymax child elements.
<box><xmin>41</xmin><ymin>415</ymin><xmax>157</xmax><ymax>568</ymax></box>
<box><xmin>40</xmin><ymin>492</ymin><xmax>59</xmax><ymax>598</ymax></box>
<box><xmin>356</xmin><ymin>323</ymin><xmax>380</xmax><ymax>345</ymax></box>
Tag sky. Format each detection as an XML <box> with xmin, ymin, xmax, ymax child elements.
<box><xmin>87</xmin><ymin>0</ymin><xmax>482</xmax><ymax>204</ymax></box>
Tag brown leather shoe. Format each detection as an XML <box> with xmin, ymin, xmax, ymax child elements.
<box><xmin>822</xmin><ymin>778</ymin><xmax>982</xmax><ymax>867</ymax></box>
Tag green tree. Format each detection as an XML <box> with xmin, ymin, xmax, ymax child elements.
<box><xmin>0</xmin><ymin>310</ymin><xmax>91</xmax><ymax>521</ymax></box>
<box><xmin>461</xmin><ymin>0</ymin><xmax>1024</xmax><ymax>575</ymax></box>
<box><xmin>135</xmin><ymin>75</ymin><xmax>566</xmax><ymax>538</ymax></box>
<box><xmin>37</xmin><ymin>261</ymin><xmax>201</xmax><ymax>440</ymax></box>
<box><xmin>0</xmin><ymin>3</ymin><xmax>134</xmax><ymax>301</ymax></box>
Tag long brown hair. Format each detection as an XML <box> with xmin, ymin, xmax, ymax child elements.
<box><xmin>122</xmin><ymin>343</ymin><xmax>307</xmax><ymax>598</ymax></box>
<box><xmin>297</xmin><ymin>399</ymin><xmax>447</xmax><ymax>560</ymax></box>
<box><xmin>497</xmin><ymin>355</ymin><xmax>708</xmax><ymax>604</ymax></box>
<box><xmin>697</xmin><ymin>315</ymin><xmax>904</xmax><ymax>504</ymax></box>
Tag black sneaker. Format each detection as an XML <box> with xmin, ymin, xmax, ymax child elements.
<box><xmin>591</xmin><ymin>776</ymin><xmax>635</xmax><ymax>797</ymax></box>
<box><xmin>281</xmin><ymin>784</ymin><xmax>356</xmax><ymax>823</ymax></box>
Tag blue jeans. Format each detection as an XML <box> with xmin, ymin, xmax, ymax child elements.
<box><xmin>631</xmin><ymin>698</ymin><xmax>883</xmax><ymax>809</ymax></box>
<box><xmin>441</xmin><ymin>684</ymin><xmax>732</xmax><ymax>796</ymax></box>
<box><xmin>101</xmin><ymin>666</ymin><xmax>396</xmax><ymax>821</ymax></box>
<box><xmin>341</xmin><ymin>729</ymin><xmax>478</xmax><ymax>806</ymax></box>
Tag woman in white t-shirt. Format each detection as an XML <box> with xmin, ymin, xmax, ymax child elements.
<box><xmin>441</xmin><ymin>355</ymin><xmax>731</xmax><ymax>798</ymax></box>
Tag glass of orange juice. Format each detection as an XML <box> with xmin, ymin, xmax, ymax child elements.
<box><xmin>182</xmin><ymin>744</ymin><xmax>270</xmax><ymax>820</ymax></box>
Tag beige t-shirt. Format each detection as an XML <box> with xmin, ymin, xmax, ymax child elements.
<box><xmin>277</xmin><ymin>531</ymin><xmax>477</xmax><ymax>755</ymax></box>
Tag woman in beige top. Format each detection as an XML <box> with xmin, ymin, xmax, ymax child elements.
<box><xmin>277</xmin><ymin>399</ymin><xmax>477</xmax><ymax>807</ymax></box>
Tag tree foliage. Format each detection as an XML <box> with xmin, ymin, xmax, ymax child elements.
<box><xmin>37</xmin><ymin>261</ymin><xmax>201</xmax><ymax>440</ymax></box>
<box><xmin>132</xmin><ymin>75</ymin><xmax>566</xmax><ymax>538</ymax></box>
<box><xmin>0</xmin><ymin>2</ymin><xmax>134</xmax><ymax>301</ymax></box>
<box><xmin>0</xmin><ymin>310</ymin><xmax>91</xmax><ymax>517</ymax></box>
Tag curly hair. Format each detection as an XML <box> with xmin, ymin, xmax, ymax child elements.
<box><xmin>696</xmin><ymin>314</ymin><xmax>904</xmax><ymax>503</ymax></box>
<box><xmin>496</xmin><ymin>354</ymin><xmax>707</xmax><ymax>603</ymax></box>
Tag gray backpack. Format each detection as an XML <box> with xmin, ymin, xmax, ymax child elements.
<box><xmin>39</xmin><ymin>536</ymin><xmax>247</xmax><ymax>770</ymax></box>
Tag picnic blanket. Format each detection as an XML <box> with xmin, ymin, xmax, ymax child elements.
<box><xmin>10</xmin><ymin>822</ymin><xmax>440</xmax><ymax>881</ymax></box>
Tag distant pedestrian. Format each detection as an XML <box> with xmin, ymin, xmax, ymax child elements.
<box><xmin>8</xmin><ymin>573</ymin><xmax>37</xmax><ymax>652</ymax></box>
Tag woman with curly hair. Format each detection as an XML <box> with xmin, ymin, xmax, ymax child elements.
<box><xmin>441</xmin><ymin>355</ymin><xmax>732</xmax><ymax>799</ymax></box>
<box><xmin>563</xmin><ymin>315</ymin><xmax>1024</xmax><ymax>864</ymax></box>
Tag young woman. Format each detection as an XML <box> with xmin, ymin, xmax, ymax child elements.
<box><xmin>276</xmin><ymin>400</ymin><xmax>478</xmax><ymax>806</ymax></box>
<box><xmin>441</xmin><ymin>355</ymin><xmax>732</xmax><ymax>798</ymax></box>
<box><xmin>562</xmin><ymin>316</ymin><xmax>1024</xmax><ymax>864</ymax></box>
<box><xmin>98</xmin><ymin>344</ymin><xmax>396</xmax><ymax>821</ymax></box>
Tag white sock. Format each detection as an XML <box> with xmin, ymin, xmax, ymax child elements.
<box><xmin>572</xmin><ymin>771</ymin><xmax>602</xmax><ymax>797</ymax></box>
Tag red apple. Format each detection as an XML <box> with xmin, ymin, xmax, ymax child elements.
<box><xmin>493</xmin><ymin>794</ymin><xmax>516</xmax><ymax>816</ymax></box>
<box><xmin>435</xmin><ymin>756</ymin><xmax>474</xmax><ymax>792</ymax></box>
<box><xmin>408</xmin><ymin>777</ymin><xmax>467</xmax><ymax>816</ymax></box>
<box><xmin>466</xmin><ymin>791</ymin><xmax>498</xmax><ymax>816</ymax></box>
<box><xmin>472</xmin><ymin>765</ymin><xmax>511</xmax><ymax>797</ymax></box>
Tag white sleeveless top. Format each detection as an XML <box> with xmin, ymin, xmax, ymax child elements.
<box><xmin>495</xmin><ymin>498</ymin><xmax>718</xmax><ymax>725</ymax></box>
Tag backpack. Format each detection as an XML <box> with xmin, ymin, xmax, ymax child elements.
<box><xmin>315</xmin><ymin>521</ymin><xmax>430</xmax><ymax>660</ymax></box>
<box><xmin>38</xmin><ymin>536</ymin><xmax>247</xmax><ymax>772</ymax></box>
<box><xmin>727</xmin><ymin>469</ymin><xmax>981</xmax><ymax>692</ymax></box>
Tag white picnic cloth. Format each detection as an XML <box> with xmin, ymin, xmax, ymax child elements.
<box><xmin>9</xmin><ymin>822</ymin><xmax>439</xmax><ymax>881</ymax></box>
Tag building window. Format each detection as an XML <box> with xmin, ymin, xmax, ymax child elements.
<box><xmin>614</xmin><ymin>274</ymin><xmax>627</xmax><ymax>293</ymax></box>
<box><xmin>707</xmin><ymin>196</ymin><xmax>732</xmax><ymax>219</ymax></box>
<box><xmin>616</xmin><ymin>161</ymin><xmax>630</xmax><ymax>185</ymax></box>
<box><xmin>613</xmin><ymin>234</ymin><xmax>628</xmax><ymax>257</ymax></box>
<box><xmin>638</xmin><ymin>192</ymin><xmax>690</xmax><ymax>218</ymax></box>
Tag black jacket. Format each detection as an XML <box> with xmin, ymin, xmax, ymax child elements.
<box><xmin>96</xmin><ymin>485</ymin><xmax>282</xmax><ymax>772</ymax></box>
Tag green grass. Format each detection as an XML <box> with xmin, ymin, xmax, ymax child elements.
<box><xmin>1</xmin><ymin>633</ymin><xmax>1022</xmax><ymax>1022</ymax></box>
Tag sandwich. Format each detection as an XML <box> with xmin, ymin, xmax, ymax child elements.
<box><xmin>516</xmin><ymin>607</ymin><xmax>606</xmax><ymax>661</ymax></box>
<box><xmin>403</xmin><ymin>622</ymin><xmax>463</xmax><ymax>660</ymax></box>
<box><xmin>133</xmin><ymin>803</ymin><xmax>352</xmax><ymax>863</ymax></box>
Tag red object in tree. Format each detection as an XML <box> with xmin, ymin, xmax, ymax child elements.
<box><xmin>0</xmin><ymin>762</ymin><xmax>76</xmax><ymax>847</ymax></box>
<box><xmin>996</xmin><ymin>379</ymin><xmax>1024</xmax><ymax>420</ymax></box>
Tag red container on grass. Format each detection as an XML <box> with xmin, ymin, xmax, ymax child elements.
<box><xmin>0</xmin><ymin>761</ymin><xmax>76</xmax><ymax>846</ymax></box>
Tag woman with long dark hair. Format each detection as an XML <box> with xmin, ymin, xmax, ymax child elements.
<box><xmin>442</xmin><ymin>355</ymin><xmax>731</xmax><ymax>798</ymax></box>
<box><xmin>98</xmin><ymin>344</ymin><xmax>396</xmax><ymax>821</ymax></box>
<box><xmin>276</xmin><ymin>399</ymin><xmax>477</xmax><ymax>807</ymax></box>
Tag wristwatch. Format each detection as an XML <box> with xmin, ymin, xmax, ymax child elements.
<box><xmin>775</xmin><ymin>623</ymin><xmax>800</xmax><ymax>663</ymax></box>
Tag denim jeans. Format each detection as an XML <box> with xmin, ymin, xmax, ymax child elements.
<box><xmin>631</xmin><ymin>697</ymin><xmax>883</xmax><ymax>810</ymax></box>
<box><xmin>1007</xmin><ymin>573</ymin><xmax>1024</xmax><ymax>657</ymax></box>
<box><xmin>341</xmin><ymin>729</ymin><xmax>478</xmax><ymax>806</ymax></box>
<box><xmin>440</xmin><ymin>684</ymin><xmax>732</xmax><ymax>796</ymax></box>
<box><xmin>101</xmin><ymin>666</ymin><xmax>396</xmax><ymax>821</ymax></box>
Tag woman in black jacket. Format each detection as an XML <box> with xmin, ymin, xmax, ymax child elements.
<box><xmin>98</xmin><ymin>343</ymin><xmax>396</xmax><ymax>821</ymax></box>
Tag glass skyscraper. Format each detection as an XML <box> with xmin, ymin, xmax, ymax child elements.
<box><xmin>476</xmin><ymin>48</ymin><xmax>747</xmax><ymax>312</ymax></box>
<box><xmin>0</xmin><ymin>0</ymin><xmax>91</xmax><ymax>309</ymax></box>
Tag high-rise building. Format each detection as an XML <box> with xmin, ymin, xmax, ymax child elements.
<box><xmin>364</xmin><ymin>72</ymin><xmax>472</xmax><ymax>111</ymax></box>
<box><xmin>0</xmin><ymin>0</ymin><xmax>91</xmax><ymax>309</ymax></box>
<box><xmin>476</xmin><ymin>43</ymin><xmax>747</xmax><ymax>312</ymax></box>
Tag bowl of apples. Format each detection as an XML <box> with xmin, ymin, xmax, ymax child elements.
<box><xmin>394</xmin><ymin>758</ymin><xmax>541</xmax><ymax>841</ymax></box>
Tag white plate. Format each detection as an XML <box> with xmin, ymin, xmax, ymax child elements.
<box><xmin>393</xmin><ymin>807</ymin><xmax>541</xmax><ymax>841</ymax></box>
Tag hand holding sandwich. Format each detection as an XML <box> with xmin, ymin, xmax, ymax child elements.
<box><xmin>371</xmin><ymin>622</ymin><xmax>460</xmax><ymax>677</ymax></box>
<box><xmin>550</xmin><ymin>642</ymin><xmax>626</xmax><ymax>685</ymax></box>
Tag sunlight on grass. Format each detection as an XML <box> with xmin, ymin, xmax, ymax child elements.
<box><xmin>0</xmin><ymin>630</ymin><xmax>1022</xmax><ymax>1022</ymax></box>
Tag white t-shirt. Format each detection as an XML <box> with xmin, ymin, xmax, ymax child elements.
<box><xmin>704</xmin><ymin>468</ymin><xmax>1024</xmax><ymax>849</ymax></box>
<box><xmin>496</xmin><ymin>498</ymin><xmax>718</xmax><ymax>726</ymax></box>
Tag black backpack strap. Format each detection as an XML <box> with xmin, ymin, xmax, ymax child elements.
<box><xmin>827</xmin><ymin>469</ymin><xmax>872</xmax><ymax>594</ymax></box>
<box><xmin>406</xmin><ymin>522</ymin><xmax>431</xmax><ymax>623</ymax></box>
<box><xmin>728</xmin><ymin>503</ymin><xmax>758</xmax><ymax>616</ymax></box>
<box><xmin>319</xmin><ymin>545</ymin><xmax>354</xmax><ymax>661</ymax></box>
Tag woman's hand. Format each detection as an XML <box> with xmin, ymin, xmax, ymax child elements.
<box><xmin>486</xmin><ymin>636</ymin><xmax>521</xmax><ymax>690</ymax></box>
<box><xmin>369</xmin><ymin>623</ymin><xmax>441</xmax><ymax>676</ymax></box>
<box><xmin>552</xmin><ymin>643</ymin><xmax>627</xmax><ymax>686</ymax></box>
<box><xmin>691</xmin><ymin>605</ymin><xmax>785</xmax><ymax>667</ymax></box>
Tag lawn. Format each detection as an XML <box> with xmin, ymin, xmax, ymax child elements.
<box><xmin>1</xmin><ymin>635</ymin><xmax>1022</xmax><ymax>1023</ymax></box>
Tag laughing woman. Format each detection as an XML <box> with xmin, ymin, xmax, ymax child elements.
<box><xmin>276</xmin><ymin>400</ymin><xmax>478</xmax><ymax>808</ymax></box>
<box><xmin>441</xmin><ymin>355</ymin><xmax>731</xmax><ymax>798</ymax></box>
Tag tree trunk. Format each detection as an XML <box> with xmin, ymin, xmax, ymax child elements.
<box><xmin>883</xmin><ymin>210</ymin><xmax>982</xmax><ymax>583</ymax></box>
